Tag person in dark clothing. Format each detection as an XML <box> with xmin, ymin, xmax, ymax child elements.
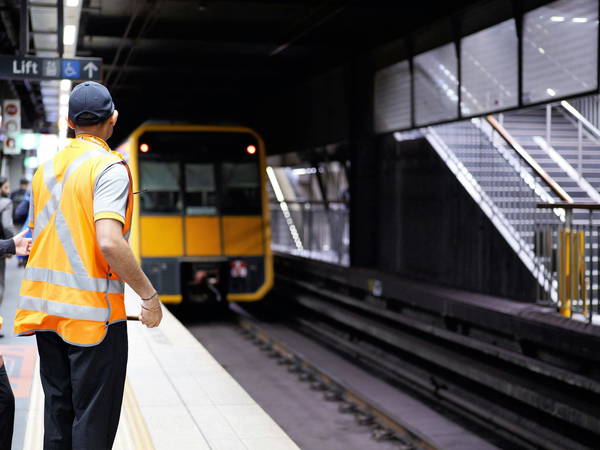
<box><xmin>13</xmin><ymin>190</ymin><xmax>31</xmax><ymax>268</ymax></box>
<box><xmin>0</xmin><ymin>229</ymin><xmax>31</xmax><ymax>450</ymax></box>
<box><xmin>13</xmin><ymin>190</ymin><xmax>30</xmax><ymax>228</ymax></box>
<box><xmin>0</xmin><ymin>178</ymin><xmax>17</xmax><ymax>333</ymax></box>
<box><xmin>10</xmin><ymin>179</ymin><xmax>28</xmax><ymax>227</ymax></box>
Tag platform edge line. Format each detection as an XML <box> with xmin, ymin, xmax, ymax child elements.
<box><xmin>22</xmin><ymin>357</ymin><xmax>43</xmax><ymax>450</ymax></box>
<box><xmin>123</xmin><ymin>377</ymin><xmax>156</xmax><ymax>450</ymax></box>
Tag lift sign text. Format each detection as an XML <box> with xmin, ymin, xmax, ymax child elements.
<box><xmin>0</xmin><ymin>55</ymin><xmax>102</xmax><ymax>82</ymax></box>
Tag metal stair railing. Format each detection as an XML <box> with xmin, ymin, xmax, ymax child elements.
<box><xmin>537</xmin><ymin>202</ymin><xmax>600</xmax><ymax>323</ymax></box>
<box><xmin>270</xmin><ymin>200</ymin><xmax>350</xmax><ymax>267</ymax></box>
<box><xmin>423</xmin><ymin>117</ymin><xmax>569</xmax><ymax>304</ymax></box>
<box><xmin>555</xmin><ymin>100</ymin><xmax>600</xmax><ymax>178</ymax></box>
<box><xmin>485</xmin><ymin>115</ymin><xmax>574</xmax><ymax>203</ymax></box>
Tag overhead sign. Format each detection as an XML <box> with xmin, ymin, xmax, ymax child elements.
<box><xmin>0</xmin><ymin>55</ymin><xmax>102</xmax><ymax>82</ymax></box>
<box><xmin>3</xmin><ymin>99</ymin><xmax>21</xmax><ymax>155</ymax></box>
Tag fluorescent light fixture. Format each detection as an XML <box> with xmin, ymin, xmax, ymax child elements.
<box><xmin>63</xmin><ymin>25</ymin><xmax>77</xmax><ymax>45</ymax></box>
<box><xmin>572</xmin><ymin>17</ymin><xmax>588</xmax><ymax>23</ymax></box>
<box><xmin>292</xmin><ymin>168</ymin><xmax>317</xmax><ymax>175</ymax></box>
<box><xmin>60</xmin><ymin>79</ymin><xmax>71</xmax><ymax>92</ymax></box>
<box><xmin>38</xmin><ymin>134</ymin><xmax>59</xmax><ymax>164</ymax></box>
<box><xmin>266</xmin><ymin>166</ymin><xmax>304</xmax><ymax>251</ymax></box>
<box><xmin>59</xmin><ymin>93</ymin><xmax>69</xmax><ymax>105</ymax></box>
<box><xmin>58</xmin><ymin>117</ymin><xmax>68</xmax><ymax>131</ymax></box>
<box><xmin>59</xmin><ymin>105</ymin><xmax>68</xmax><ymax>117</ymax></box>
<box><xmin>66</xmin><ymin>0</ymin><xmax>80</xmax><ymax>6</ymax></box>
<box><xmin>538</xmin><ymin>47</ymin><xmax>545</xmax><ymax>54</ymax></box>
<box><xmin>550</xmin><ymin>16</ymin><xmax>565</xmax><ymax>22</ymax></box>
<box><xmin>546</xmin><ymin>88</ymin><xmax>556</xmax><ymax>96</ymax></box>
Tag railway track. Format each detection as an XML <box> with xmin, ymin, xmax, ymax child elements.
<box><xmin>271</xmin><ymin>254</ymin><xmax>600</xmax><ymax>450</ymax></box>
<box><xmin>235</xmin><ymin>313</ymin><xmax>438</xmax><ymax>450</ymax></box>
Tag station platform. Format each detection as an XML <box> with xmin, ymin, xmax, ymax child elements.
<box><xmin>0</xmin><ymin>259</ymin><xmax>299</xmax><ymax>450</ymax></box>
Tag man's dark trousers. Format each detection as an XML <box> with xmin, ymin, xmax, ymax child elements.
<box><xmin>36</xmin><ymin>322</ymin><xmax>128</xmax><ymax>450</ymax></box>
<box><xmin>0</xmin><ymin>363</ymin><xmax>14</xmax><ymax>450</ymax></box>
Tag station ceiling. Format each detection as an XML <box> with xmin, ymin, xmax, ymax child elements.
<box><xmin>2</xmin><ymin>0</ymin><xmax>552</xmax><ymax>143</ymax></box>
<box><xmin>79</xmin><ymin>0</ymin><xmax>492</xmax><ymax>143</ymax></box>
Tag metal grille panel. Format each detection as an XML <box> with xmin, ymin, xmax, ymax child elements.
<box><xmin>523</xmin><ymin>0</ymin><xmax>598</xmax><ymax>104</ymax></box>
<box><xmin>461</xmin><ymin>19</ymin><xmax>519</xmax><ymax>115</ymax></box>
<box><xmin>414</xmin><ymin>43</ymin><xmax>459</xmax><ymax>126</ymax></box>
<box><xmin>374</xmin><ymin>60</ymin><xmax>411</xmax><ymax>133</ymax></box>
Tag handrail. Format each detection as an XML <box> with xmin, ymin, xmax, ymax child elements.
<box><xmin>559</xmin><ymin>100</ymin><xmax>600</xmax><ymax>140</ymax></box>
<box><xmin>485</xmin><ymin>115</ymin><xmax>573</xmax><ymax>203</ymax></box>
<box><xmin>537</xmin><ymin>202</ymin><xmax>600</xmax><ymax>210</ymax></box>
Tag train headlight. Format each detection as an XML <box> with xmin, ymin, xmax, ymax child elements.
<box><xmin>230</xmin><ymin>260</ymin><xmax>248</xmax><ymax>278</ymax></box>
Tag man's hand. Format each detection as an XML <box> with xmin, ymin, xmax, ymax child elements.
<box><xmin>139</xmin><ymin>294</ymin><xmax>162</xmax><ymax>328</ymax></box>
<box><xmin>13</xmin><ymin>229</ymin><xmax>32</xmax><ymax>256</ymax></box>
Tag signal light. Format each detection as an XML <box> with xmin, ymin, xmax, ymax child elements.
<box><xmin>140</xmin><ymin>143</ymin><xmax>149</xmax><ymax>153</ymax></box>
<box><xmin>246</xmin><ymin>145</ymin><xmax>256</xmax><ymax>155</ymax></box>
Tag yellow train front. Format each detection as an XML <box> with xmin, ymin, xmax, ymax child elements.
<box><xmin>117</xmin><ymin>124</ymin><xmax>273</xmax><ymax>304</ymax></box>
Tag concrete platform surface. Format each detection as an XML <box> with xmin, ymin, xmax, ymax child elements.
<box><xmin>1</xmin><ymin>260</ymin><xmax>299</xmax><ymax>450</ymax></box>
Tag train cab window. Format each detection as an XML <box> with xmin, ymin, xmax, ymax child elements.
<box><xmin>221</xmin><ymin>162</ymin><xmax>261</xmax><ymax>215</ymax></box>
<box><xmin>185</xmin><ymin>164</ymin><xmax>217</xmax><ymax>215</ymax></box>
<box><xmin>140</xmin><ymin>161</ymin><xmax>182</xmax><ymax>214</ymax></box>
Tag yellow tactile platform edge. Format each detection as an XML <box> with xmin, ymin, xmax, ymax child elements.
<box><xmin>22</xmin><ymin>359</ymin><xmax>154</xmax><ymax>450</ymax></box>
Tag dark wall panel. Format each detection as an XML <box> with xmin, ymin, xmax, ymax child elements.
<box><xmin>376</xmin><ymin>134</ymin><xmax>537</xmax><ymax>302</ymax></box>
<box><xmin>253</xmin><ymin>66</ymin><xmax>350</xmax><ymax>154</ymax></box>
<box><xmin>253</xmin><ymin>52</ymin><xmax>535</xmax><ymax>301</ymax></box>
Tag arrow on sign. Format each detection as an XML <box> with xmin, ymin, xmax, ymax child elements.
<box><xmin>83</xmin><ymin>62</ymin><xmax>98</xmax><ymax>78</ymax></box>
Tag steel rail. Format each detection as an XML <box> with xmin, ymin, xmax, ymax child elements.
<box><xmin>277</xmin><ymin>274</ymin><xmax>600</xmax><ymax>395</ymax></box>
<box><xmin>236</xmin><ymin>315</ymin><xmax>439</xmax><ymax>450</ymax></box>
<box><xmin>485</xmin><ymin>115</ymin><xmax>573</xmax><ymax>203</ymax></box>
<box><xmin>273</xmin><ymin>255</ymin><xmax>600</xmax><ymax>449</ymax></box>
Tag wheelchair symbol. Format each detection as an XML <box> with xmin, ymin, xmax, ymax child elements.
<box><xmin>61</xmin><ymin>60</ymin><xmax>80</xmax><ymax>79</ymax></box>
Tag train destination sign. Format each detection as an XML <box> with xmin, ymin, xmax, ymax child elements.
<box><xmin>0</xmin><ymin>55</ymin><xmax>102</xmax><ymax>82</ymax></box>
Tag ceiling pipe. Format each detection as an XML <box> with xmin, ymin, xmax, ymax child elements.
<box><xmin>109</xmin><ymin>0</ymin><xmax>163</xmax><ymax>92</ymax></box>
<box><xmin>104</xmin><ymin>0</ymin><xmax>143</xmax><ymax>85</ymax></box>
<box><xmin>270</xmin><ymin>0</ymin><xmax>348</xmax><ymax>57</ymax></box>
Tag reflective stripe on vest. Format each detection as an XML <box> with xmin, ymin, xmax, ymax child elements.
<box><xmin>22</xmin><ymin>147</ymin><xmax>121</xmax><ymax>321</ymax></box>
<box><xmin>23</xmin><ymin>267</ymin><xmax>124</xmax><ymax>294</ymax></box>
<box><xmin>34</xmin><ymin>150</ymin><xmax>104</xmax><ymax>242</ymax></box>
<box><xmin>19</xmin><ymin>296</ymin><xmax>108</xmax><ymax>322</ymax></box>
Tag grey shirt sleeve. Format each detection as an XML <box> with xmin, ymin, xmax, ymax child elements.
<box><xmin>93</xmin><ymin>163</ymin><xmax>130</xmax><ymax>223</ymax></box>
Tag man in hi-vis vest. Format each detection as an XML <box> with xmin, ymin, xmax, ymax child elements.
<box><xmin>14</xmin><ymin>81</ymin><xmax>163</xmax><ymax>449</ymax></box>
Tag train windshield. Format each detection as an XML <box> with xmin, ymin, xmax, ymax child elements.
<box><xmin>140</xmin><ymin>161</ymin><xmax>182</xmax><ymax>213</ymax></box>
<box><xmin>185</xmin><ymin>163</ymin><xmax>217</xmax><ymax>215</ymax></box>
<box><xmin>138</xmin><ymin>131</ymin><xmax>261</xmax><ymax>216</ymax></box>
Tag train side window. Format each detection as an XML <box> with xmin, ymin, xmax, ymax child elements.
<box><xmin>185</xmin><ymin>163</ymin><xmax>218</xmax><ymax>215</ymax></box>
<box><xmin>140</xmin><ymin>161</ymin><xmax>182</xmax><ymax>214</ymax></box>
<box><xmin>221</xmin><ymin>162</ymin><xmax>261</xmax><ymax>215</ymax></box>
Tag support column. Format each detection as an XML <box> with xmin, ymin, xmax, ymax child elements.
<box><xmin>347</xmin><ymin>55</ymin><xmax>377</xmax><ymax>268</ymax></box>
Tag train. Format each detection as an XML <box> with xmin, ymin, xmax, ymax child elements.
<box><xmin>116</xmin><ymin>124</ymin><xmax>273</xmax><ymax>304</ymax></box>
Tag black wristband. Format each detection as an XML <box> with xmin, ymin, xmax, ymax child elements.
<box><xmin>141</xmin><ymin>291</ymin><xmax>158</xmax><ymax>301</ymax></box>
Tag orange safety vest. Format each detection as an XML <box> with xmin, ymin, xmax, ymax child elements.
<box><xmin>14</xmin><ymin>134</ymin><xmax>134</xmax><ymax>346</ymax></box>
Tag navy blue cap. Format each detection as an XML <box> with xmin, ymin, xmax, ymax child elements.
<box><xmin>68</xmin><ymin>81</ymin><xmax>115</xmax><ymax>126</ymax></box>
